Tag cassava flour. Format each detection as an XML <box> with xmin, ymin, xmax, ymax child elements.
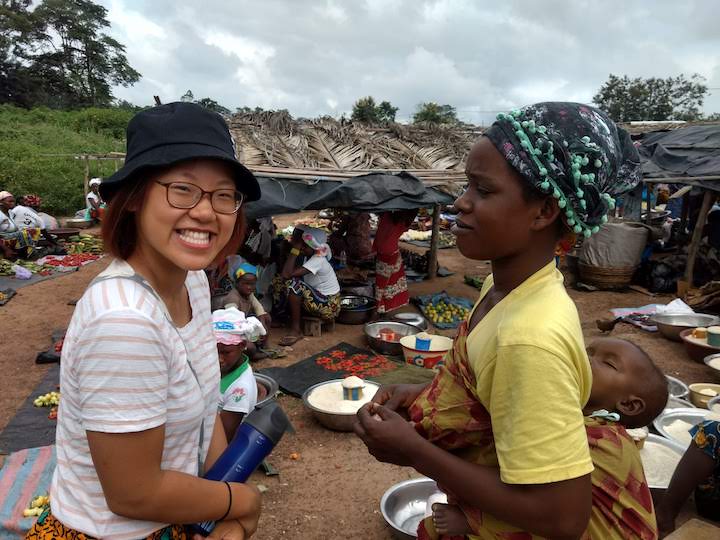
<box><xmin>664</xmin><ymin>419</ymin><xmax>695</xmax><ymax>446</ymax></box>
<box><xmin>640</xmin><ymin>442</ymin><xmax>682</xmax><ymax>488</ymax></box>
<box><xmin>307</xmin><ymin>381</ymin><xmax>378</xmax><ymax>414</ymax></box>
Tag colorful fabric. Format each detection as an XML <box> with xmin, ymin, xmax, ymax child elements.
<box><xmin>25</xmin><ymin>511</ymin><xmax>187</xmax><ymax>540</ymax></box>
<box><xmin>0</xmin><ymin>227</ymin><xmax>42</xmax><ymax>254</ymax></box>
<box><xmin>212</xmin><ymin>306</ymin><xmax>266</xmax><ymax>344</ymax></box>
<box><xmin>689</xmin><ymin>420</ymin><xmax>720</xmax><ymax>511</ymax></box>
<box><xmin>412</xmin><ymin>318</ymin><xmax>656</xmax><ymax>539</ymax></box>
<box><xmin>0</xmin><ymin>445</ymin><xmax>55</xmax><ymax>538</ymax></box>
<box><xmin>227</xmin><ymin>255</ymin><xmax>257</xmax><ymax>281</ymax></box>
<box><xmin>373</xmin><ymin>213</ymin><xmax>412</xmax><ymax>313</ymax></box>
<box><xmin>23</xmin><ymin>194</ymin><xmax>41</xmax><ymax>208</ymax></box>
<box><xmin>486</xmin><ymin>102</ymin><xmax>641</xmax><ymax>238</ymax></box>
<box><xmin>272</xmin><ymin>276</ymin><xmax>340</xmax><ymax>320</ymax></box>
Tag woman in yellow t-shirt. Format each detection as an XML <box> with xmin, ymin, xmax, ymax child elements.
<box><xmin>355</xmin><ymin>102</ymin><xmax>644</xmax><ymax>539</ymax></box>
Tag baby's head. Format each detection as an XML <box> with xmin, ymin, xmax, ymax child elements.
<box><xmin>231</xmin><ymin>261</ymin><xmax>258</xmax><ymax>298</ymax></box>
<box><xmin>585</xmin><ymin>337</ymin><xmax>668</xmax><ymax>428</ymax></box>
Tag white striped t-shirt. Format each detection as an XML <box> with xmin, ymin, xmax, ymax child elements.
<box><xmin>50</xmin><ymin>259</ymin><xmax>220</xmax><ymax>540</ymax></box>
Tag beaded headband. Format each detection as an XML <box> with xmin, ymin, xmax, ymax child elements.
<box><xmin>487</xmin><ymin>103</ymin><xmax>641</xmax><ymax>238</ymax></box>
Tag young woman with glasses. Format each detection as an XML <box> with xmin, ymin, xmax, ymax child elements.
<box><xmin>26</xmin><ymin>103</ymin><xmax>262</xmax><ymax>540</ymax></box>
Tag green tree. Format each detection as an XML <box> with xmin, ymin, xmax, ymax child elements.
<box><xmin>413</xmin><ymin>102</ymin><xmax>457</xmax><ymax>124</ymax></box>
<box><xmin>705</xmin><ymin>112</ymin><xmax>720</xmax><ymax>121</ymax></box>
<box><xmin>195</xmin><ymin>97</ymin><xmax>230</xmax><ymax>115</ymax></box>
<box><xmin>0</xmin><ymin>0</ymin><xmax>37</xmax><ymax>107</ymax></box>
<box><xmin>351</xmin><ymin>96</ymin><xmax>398</xmax><ymax>123</ymax></box>
<box><xmin>593</xmin><ymin>74</ymin><xmax>708</xmax><ymax>122</ymax></box>
<box><xmin>27</xmin><ymin>0</ymin><xmax>141</xmax><ymax>108</ymax></box>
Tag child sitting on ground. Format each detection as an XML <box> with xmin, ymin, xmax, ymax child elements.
<box><xmin>213</xmin><ymin>307</ymin><xmax>261</xmax><ymax>441</ymax></box>
<box><xmin>220</xmin><ymin>258</ymin><xmax>272</xmax><ymax>359</ymax></box>
<box><xmin>429</xmin><ymin>336</ymin><xmax>669</xmax><ymax>539</ymax></box>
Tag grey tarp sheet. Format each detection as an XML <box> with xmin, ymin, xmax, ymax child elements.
<box><xmin>639</xmin><ymin>125</ymin><xmax>720</xmax><ymax>190</ymax></box>
<box><xmin>245</xmin><ymin>171</ymin><xmax>456</xmax><ymax>219</ymax></box>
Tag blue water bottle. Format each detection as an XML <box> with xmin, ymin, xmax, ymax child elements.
<box><xmin>192</xmin><ymin>399</ymin><xmax>292</xmax><ymax>536</ymax></box>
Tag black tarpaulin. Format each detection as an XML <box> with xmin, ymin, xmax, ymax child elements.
<box><xmin>639</xmin><ymin>125</ymin><xmax>720</xmax><ymax>190</ymax></box>
<box><xmin>244</xmin><ymin>171</ymin><xmax>457</xmax><ymax>219</ymax></box>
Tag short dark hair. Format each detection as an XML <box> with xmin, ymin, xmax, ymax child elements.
<box><xmin>620</xmin><ymin>342</ymin><xmax>669</xmax><ymax>428</ymax></box>
<box><xmin>102</xmin><ymin>172</ymin><xmax>246</xmax><ymax>267</ymax></box>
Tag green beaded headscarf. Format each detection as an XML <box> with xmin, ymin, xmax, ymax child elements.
<box><xmin>485</xmin><ymin>102</ymin><xmax>641</xmax><ymax>237</ymax></box>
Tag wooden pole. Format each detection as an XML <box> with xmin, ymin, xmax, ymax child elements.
<box><xmin>426</xmin><ymin>204</ymin><xmax>442</xmax><ymax>281</ymax></box>
<box><xmin>682</xmin><ymin>190</ymin><xmax>715</xmax><ymax>294</ymax></box>
<box><xmin>83</xmin><ymin>156</ymin><xmax>90</xmax><ymax>198</ymax></box>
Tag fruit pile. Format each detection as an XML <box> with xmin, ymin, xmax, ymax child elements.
<box><xmin>23</xmin><ymin>495</ymin><xmax>50</xmax><ymax>518</ymax></box>
<box><xmin>33</xmin><ymin>391</ymin><xmax>60</xmax><ymax>408</ymax></box>
<box><xmin>422</xmin><ymin>300</ymin><xmax>470</xmax><ymax>325</ymax></box>
<box><xmin>0</xmin><ymin>258</ymin><xmax>55</xmax><ymax>276</ymax></box>
<box><xmin>65</xmin><ymin>233</ymin><xmax>103</xmax><ymax>254</ymax></box>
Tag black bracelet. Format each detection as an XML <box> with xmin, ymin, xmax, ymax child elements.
<box><xmin>219</xmin><ymin>481</ymin><xmax>232</xmax><ymax>521</ymax></box>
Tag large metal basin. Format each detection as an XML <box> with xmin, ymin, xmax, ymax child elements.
<box><xmin>651</xmin><ymin>313</ymin><xmax>720</xmax><ymax>341</ymax></box>
<box><xmin>365</xmin><ymin>321</ymin><xmax>421</xmax><ymax>356</ymax></box>
<box><xmin>380</xmin><ymin>478</ymin><xmax>437</xmax><ymax>540</ymax></box>
<box><xmin>302</xmin><ymin>379</ymin><xmax>380</xmax><ymax>431</ymax></box>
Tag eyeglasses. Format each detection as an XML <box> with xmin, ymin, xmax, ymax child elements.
<box><xmin>155</xmin><ymin>181</ymin><xmax>244</xmax><ymax>215</ymax></box>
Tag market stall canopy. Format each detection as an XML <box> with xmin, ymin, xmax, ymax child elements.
<box><xmin>639</xmin><ymin>124</ymin><xmax>720</xmax><ymax>190</ymax></box>
<box><xmin>244</xmin><ymin>172</ymin><xmax>457</xmax><ymax>219</ymax></box>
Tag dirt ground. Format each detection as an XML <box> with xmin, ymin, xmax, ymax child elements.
<box><xmin>0</xmin><ymin>214</ymin><xmax>715</xmax><ymax>539</ymax></box>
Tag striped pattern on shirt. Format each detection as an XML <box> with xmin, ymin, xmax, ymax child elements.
<box><xmin>50</xmin><ymin>259</ymin><xmax>220</xmax><ymax>540</ymax></box>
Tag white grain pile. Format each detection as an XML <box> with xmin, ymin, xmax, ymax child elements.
<box><xmin>307</xmin><ymin>381</ymin><xmax>378</xmax><ymax>414</ymax></box>
<box><xmin>664</xmin><ymin>419</ymin><xmax>694</xmax><ymax>446</ymax></box>
<box><xmin>640</xmin><ymin>442</ymin><xmax>682</xmax><ymax>488</ymax></box>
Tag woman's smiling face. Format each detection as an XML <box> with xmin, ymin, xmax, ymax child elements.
<box><xmin>133</xmin><ymin>159</ymin><xmax>238</xmax><ymax>272</ymax></box>
<box><xmin>451</xmin><ymin>137</ymin><xmax>546</xmax><ymax>262</ymax></box>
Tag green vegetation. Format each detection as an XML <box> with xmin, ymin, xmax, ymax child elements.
<box><xmin>0</xmin><ymin>105</ymin><xmax>132</xmax><ymax>215</ymax></box>
<box><xmin>351</xmin><ymin>96</ymin><xmax>398</xmax><ymax>123</ymax></box>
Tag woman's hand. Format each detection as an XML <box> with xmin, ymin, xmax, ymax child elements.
<box><xmin>372</xmin><ymin>383</ymin><xmax>428</xmax><ymax>412</ymax></box>
<box><xmin>231</xmin><ymin>483</ymin><xmax>262</xmax><ymax>537</ymax></box>
<box><xmin>354</xmin><ymin>402</ymin><xmax>424</xmax><ymax>467</ymax></box>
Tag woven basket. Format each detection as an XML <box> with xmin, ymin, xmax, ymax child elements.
<box><xmin>578</xmin><ymin>262</ymin><xmax>637</xmax><ymax>289</ymax></box>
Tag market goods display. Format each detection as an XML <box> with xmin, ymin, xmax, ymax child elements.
<box><xmin>65</xmin><ymin>233</ymin><xmax>104</xmax><ymax>254</ymax></box>
<box><xmin>0</xmin><ymin>259</ymin><xmax>55</xmax><ymax>276</ymax></box>
<box><xmin>413</xmin><ymin>292</ymin><xmax>474</xmax><ymax>329</ymax></box>
<box><xmin>41</xmin><ymin>253</ymin><xmax>100</xmax><ymax>267</ymax></box>
<box><xmin>307</xmin><ymin>378</ymin><xmax>378</xmax><ymax>414</ymax></box>
<box><xmin>22</xmin><ymin>495</ymin><xmax>50</xmax><ymax>518</ymax></box>
<box><xmin>33</xmin><ymin>391</ymin><xmax>60</xmax><ymax>408</ymax></box>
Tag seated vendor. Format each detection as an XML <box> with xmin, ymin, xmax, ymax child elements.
<box><xmin>86</xmin><ymin>178</ymin><xmax>106</xmax><ymax>222</ymax></box>
<box><xmin>273</xmin><ymin>226</ymin><xmax>340</xmax><ymax>346</ymax></box>
<box><xmin>0</xmin><ymin>190</ymin><xmax>57</xmax><ymax>259</ymax></box>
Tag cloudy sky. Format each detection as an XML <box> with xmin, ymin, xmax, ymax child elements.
<box><xmin>99</xmin><ymin>0</ymin><xmax>720</xmax><ymax>124</ymax></box>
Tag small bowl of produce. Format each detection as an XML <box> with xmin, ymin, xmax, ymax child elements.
<box><xmin>666</xmin><ymin>375</ymin><xmax>689</xmax><ymax>399</ymax></box>
<box><xmin>680</xmin><ymin>329</ymin><xmax>720</xmax><ymax>363</ymax></box>
<box><xmin>651</xmin><ymin>314</ymin><xmax>720</xmax><ymax>342</ymax></box>
<box><xmin>688</xmin><ymin>383</ymin><xmax>720</xmax><ymax>409</ymax></box>
<box><xmin>381</xmin><ymin>477</ymin><xmax>438</xmax><ymax>540</ymax></box>
<box><xmin>302</xmin><ymin>378</ymin><xmax>380</xmax><ymax>431</ymax></box>
<box><xmin>365</xmin><ymin>321</ymin><xmax>421</xmax><ymax>356</ymax></box>
<box><xmin>399</xmin><ymin>333</ymin><xmax>453</xmax><ymax>370</ymax></box>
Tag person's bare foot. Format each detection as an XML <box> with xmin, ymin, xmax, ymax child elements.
<box><xmin>432</xmin><ymin>503</ymin><xmax>472</xmax><ymax>536</ymax></box>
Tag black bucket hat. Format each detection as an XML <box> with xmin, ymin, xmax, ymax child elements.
<box><xmin>101</xmin><ymin>102</ymin><xmax>260</xmax><ymax>202</ymax></box>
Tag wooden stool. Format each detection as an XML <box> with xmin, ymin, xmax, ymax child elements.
<box><xmin>302</xmin><ymin>316</ymin><xmax>336</xmax><ymax>337</ymax></box>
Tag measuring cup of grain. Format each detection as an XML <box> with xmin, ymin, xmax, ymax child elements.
<box><xmin>626</xmin><ymin>427</ymin><xmax>649</xmax><ymax>449</ymax></box>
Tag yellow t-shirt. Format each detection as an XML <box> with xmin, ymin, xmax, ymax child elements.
<box><xmin>468</xmin><ymin>260</ymin><xmax>593</xmax><ymax>485</ymax></box>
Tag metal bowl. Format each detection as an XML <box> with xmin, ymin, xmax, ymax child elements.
<box><xmin>704</xmin><ymin>353</ymin><xmax>720</xmax><ymax>380</ymax></box>
<box><xmin>380</xmin><ymin>478</ymin><xmax>437</xmax><ymax>540</ymax></box>
<box><xmin>709</xmin><ymin>395</ymin><xmax>720</xmax><ymax>410</ymax></box>
<box><xmin>255</xmin><ymin>373</ymin><xmax>279</xmax><ymax>407</ymax></box>
<box><xmin>665</xmin><ymin>395</ymin><xmax>695</xmax><ymax>411</ymax></box>
<box><xmin>666</xmin><ymin>375</ymin><xmax>689</xmax><ymax>399</ymax></box>
<box><xmin>650</xmin><ymin>313</ymin><xmax>720</xmax><ymax>341</ymax></box>
<box><xmin>654</xmin><ymin>408</ymin><xmax>710</xmax><ymax>448</ymax></box>
<box><xmin>365</xmin><ymin>321</ymin><xmax>421</xmax><ymax>356</ymax></box>
<box><xmin>337</xmin><ymin>295</ymin><xmax>377</xmax><ymax>325</ymax></box>
<box><xmin>390</xmin><ymin>312</ymin><xmax>429</xmax><ymax>332</ymax></box>
<box><xmin>301</xmin><ymin>379</ymin><xmax>380</xmax><ymax>432</ymax></box>
<box><xmin>680</xmin><ymin>328</ymin><xmax>720</xmax><ymax>363</ymax></box>
<box><xmin>640</xmin><ymin>434</ymin><xmax>685</xmax><ymax>490</ymax></box>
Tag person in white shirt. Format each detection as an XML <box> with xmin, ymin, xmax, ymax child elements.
<box><xmin>22</xmin><ymin>194</ymin><xmax>59</xmax><ymax>230</ymax></box>
<box><xmin>275</xmin><ymin>226</ymin><xmax>340</xmax><ymax>346</ymax></box>
<box><xmin>0</xmin><ymin>190</ymin><xmax>47</xmax><ymax>257</ymax></box>
<box><xmin>86</xmin><ymin>177</ymin><xmax>105</xmax><ymax>221</ymax></box>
